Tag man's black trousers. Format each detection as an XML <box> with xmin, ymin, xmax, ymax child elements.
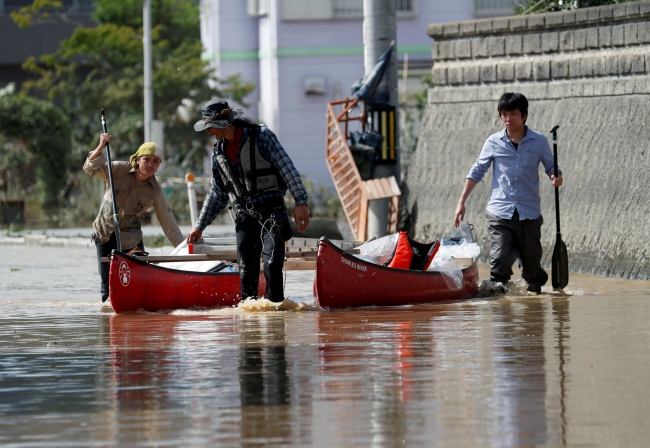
<box><xmin>486</xmin><ymin>210</ymin><xmax>548</xmax><ymax>291</ymax></box>
<box><xmin>235</xmin><ymin>206</ymin><xmax>289</xmax><ymax>302</ymax></box>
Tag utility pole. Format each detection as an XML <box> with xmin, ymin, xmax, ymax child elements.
<box><xmin>363</xmin><ymin>0</ymin><xmax>398</xmax><ymax>239</ymax></box>
<box><xmin>143</xmin><ymin>0</ymin><xmax>153</xmax><ymax>142</ymax></box>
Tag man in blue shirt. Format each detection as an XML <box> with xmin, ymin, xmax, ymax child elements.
<box><xmin>454</xmin><ymin>93</ymin><xmax>564</xmax><ymax>293</ymax></box>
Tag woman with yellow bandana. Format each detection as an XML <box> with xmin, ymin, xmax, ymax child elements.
<box><xmin>84</xmin><ymin>133</ymin><xmax>184</xmax><ymax>302</ymax></box>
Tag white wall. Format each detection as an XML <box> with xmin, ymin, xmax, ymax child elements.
<box><xmin>202</xmin><ymin>0</ymin><xmax>481</xmax><ymax>187</ymax></box>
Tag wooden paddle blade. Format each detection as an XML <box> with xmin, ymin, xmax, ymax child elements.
<box><xmin>552</xmin><ymin>237</ymin><xmax>569</xmax><ymax>289</ymax></box>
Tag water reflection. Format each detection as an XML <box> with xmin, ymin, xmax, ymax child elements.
<box><xmin>107</xmin><ymin>312</ymin><xmax>310</xmax><ymax>446</ymax></box>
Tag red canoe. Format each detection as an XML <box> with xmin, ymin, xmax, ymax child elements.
<box><xmin>314</xmin><ymin>238</ymin><xmax>479</xmax><ymax>308</ymax></box>
<box><xmin>108</xmin><ymin>251</ymin><xmax>265</xmax><ymax>313</ymax></box>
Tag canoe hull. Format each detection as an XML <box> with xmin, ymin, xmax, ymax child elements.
<box><xmin>108</xmin><ymin>251</ymin><xmax>265</xmax><ymax>313</ymax></box>
<box><xmin>315</xmin><ymin>238</ymin><xmax>479</xmax><ymax>308</ymax></box>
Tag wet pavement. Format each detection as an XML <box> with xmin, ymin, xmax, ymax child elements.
<box><xmin>1</xmin><ymin>243</ymin><xmax>649</xmax><ymax>447</ymax></box>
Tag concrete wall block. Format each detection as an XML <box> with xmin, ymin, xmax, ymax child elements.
<box><xmin>472</xmin><ymin>37</ymin><xmax>488</xmax><ymax>58</ymax></box>
<box><xmin>475</xmin><ymin>18</ymin><xmax>493</xmax><ymax>34</ymax></box>
<box><xmin>455</xmin><ymin>39</ymin><xmax>472</xmax><ymax>59</ymax></box>
<box><xmin>629</xmin><ymin>52</ymin><xmax>646</xmax><ymax>74</ymax></box>
<box><xmin>464</xmin><ymin>64</ymin><xmax>480</xmax><ymax>84</ymax></box>
<box><xmin>561</xmin><ymin>10</ymin><xmax>576</xmax><ymax>25</ymax></box>
<box><xmin>527</xmin><ymin>14</ymin><xmax>545</xmax><ymax>30</ymax></box>
<box><xmin>572</xmin><ymin>82</ymin><xmax>584</xmax><ymax>97</ymax></box>
<box><xmin>447</xmin><ymin>66</ymin><xmax>463</xmax><ymax>85</ymax></box>
<box><xmin>542</xmin><ymin>32</ymin><xmax>560</xmax><ymax>53</ymax></box>
<box><xmin>583</xmin><ymin>80</ymin><xmax>594</xmax><ymax>96</ymax></box>
<box><xmin>551</xmin><ymin>57</ymin><xmax>569</xmax><ymax>79</ymax></box>
<box><xmin>569</xmin><ymin>56</ymin><xmax>582</xmax><ymax>78</ymax></box>
<box><xmin>612</xmin><ymin>3</ymin><xmax>627</xmax><ymax>19</ymax></box>
<box><xmin>545</xmin><ymin>12</ymin><xmax>564</xmax><ymax>27</ymax></box>
<box><xmin>624</xmin><ymin>23</ymin><xmax>638</xmax><ymax>45</ymax></box>
<box><xmin>580</xmin><ymin>55</ymin><xmax>594</xmax><ymax>77</ymax></box>
<box><xmin>432</xmin><ymin>42</ymin><xmax>441</xmax><ymax>60</ymax></box>
<box><xmin>427</xmin><ymin>23</ymin><xmax>444</xmax><ymax>38</ymax></box>
<box><xmin>639</xmin><ymin>21</ymin><xmax>650</xmax><ymax>44</ymax></box>
<box><xmin>555</xmin><ymin>81</ymin><xmax>573</xmax><ymax>99</ymax></box>
<box><xmin>442</xmin><ymin>22</ymin><xmax>460</xmax><ymax>37</ymax></box>
<box><xmin>586</xmin><ymin>28</ymin><xmax>600</xmax><ymax>48</ymax></box>
<box><xmin>606</xmin><ymin>53</ymin><xmax>619</xmax><ymax>75</ymax></box>
<box><xmin>487</xmin><ymin>36</ymin><xmax>506</xmax><ymax>57</ymax></box>
<box><xmin>480</xmin><ymin>64</ymin><xmax>497</xmax><ymax>83</ymax></box>
<box><xmin>432</xmin><ymin>66</ymin><xmax>447</xmax><ymax>86</ymax></box>
<box><xmin>592</xmin><ymin>79</ymin><xmax>605</xmax><ymax>96</ymax></box>
<box><xmin>515</xmin><ymin>60</ymin><xmax>532</xmax><ymax>81</ymax></box>
<box><xmin>642</xmin><ymin>1</ymin><xmax>650</xmax><ymax>16</ymax></box>
<box><xmin>600</xmin><ymin>5</ymin><xmax>615</xmax><ymax>20</ymax></box>
<box><xmin>612</xmin><ymin>78</ymin><xmax>625</xmax><ymax>95</ymax></box>
<box><xmin>476</xmin><ymin>86</ymin><xmax>494</xmax><ymax>101</ymax></box>
<box><xmin>647</xmin><ymin>51</ymin><xmax>650</xmax><ymax>74</ymax></box>
<box><xmin>459</xmin><ymin>21</ymin><xmax>476</xmax><ymax>35</ymax></box>
<box><xmin>592</xmin><ymin>55</ymin><xmax>607</xmax><ymax>76</ymax></box>
<box><xmin>438</xmin><ymin>41</ymin><xmax>453</xmax><ymax>60</ymax></box>
<box><xmin>599</xmin><ymin>26</ymin><xmax>612</xmax><ymax>47</ymax></box>
<box><xmin>560</xmin><ymin>30</ymin><xmax>575</xmax><ymax>51</ymax></box>
<box><xmin>509</xmin><ymin>16</ymin><xmax>528</xmax><ymax>31</ymax></box>
<box><xmin>611</xmin><ymin>24</ymin><xmax>625</xmax><ymax>46</ymax></box>
<box><xmin>618</xmin><ymin>54</ymin><xmax>632</xmax><ymax>75</ymax></box>
<box><xmin>505</xmin><ymin>35</ymin><xmax>523</xmax><ymax>55</ymax></box>
<box><xmin>492</xmin><ymin>17</ymin><xmax>510</xmax><ymax>33</ymax></box>
<box><xmin>624</xmin><ymin>78</ymin><xmax>637</xmax><ymax>94</ymax></box>
<box><xmin>534</xmin><ymin>60</ymin><xmax>550</xmax><ymax>80</ymax></box>
<box><xmin>497</xmin><ymin>61</ymin><xmax>515</xmax><ymax>82</ymax></box>
<box><xmin>523</xmin><ymin>33</ymin><xmax>542</xmax><ymax>54</ymax></box>
<box><xmin>587</xmin><ymin>7</ymin><xmax>601</xmax><ymax>22</ymax></box>
<box><xmin>625</xmin><ymin>2</ymin><xmax>641</xmax><ymax>16</ymax></box>
<box><xmin>635</xmin><ymin>77</ymin><xmax>649</xmax><ymax>94</ymax></box>
<box><xmin>575</xmin><ymin>29</ymin><xmax>587</xmax><ymax>50</ymax></box>
<box><xmin>575</xmin><ymin>9</ymin><xmax>589</xmax><ymax>23</ymax></box>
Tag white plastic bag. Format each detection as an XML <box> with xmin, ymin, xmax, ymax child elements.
<box><xmin>427</xmin><ymin>233</ymin><xmax>481</xmax><ymax>291</ymax></box>
<box><xmin>355</xmin><ymin>233</ymin><xmax>399</xmax><ymax>265</ymax></box>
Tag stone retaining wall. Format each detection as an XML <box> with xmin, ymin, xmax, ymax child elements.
<box><xmin>404</xmin><ymin>2</ymin><xmax>650</xmax><ymax>279</ymax></box>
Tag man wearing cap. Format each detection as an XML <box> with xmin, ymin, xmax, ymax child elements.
<box><xmin>187</xmin><ymin>100</ymin><xmax>310</xmax><ymax>303</ymax></box>
<box><xmin>85</xmin><ymin>133</ymin><xmax>184</xmax><ymax>302</ymax></box>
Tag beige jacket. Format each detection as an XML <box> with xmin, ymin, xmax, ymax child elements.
<box><xmin>83</xmin><ymin>152</ymin><xmax>184</xmax><ymax>249</ymax></box>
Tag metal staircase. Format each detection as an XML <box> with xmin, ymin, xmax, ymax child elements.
<box><xmin>325</xmin><ymin>98</ymin><xmax>401</xmax><ymax>242</ymax></box>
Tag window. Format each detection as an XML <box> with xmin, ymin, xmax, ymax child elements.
<box><xmin>474</xmin><ymin>0</ymin><xmax>525</xmax><ymax>17</ymax></box>
<box><xmin>282</xmin><ymin>0</ymin><xmax>416</xmax><ymax>21</ymax></box>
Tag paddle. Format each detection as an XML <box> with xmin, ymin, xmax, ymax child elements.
<box><xmin>100</xmin><ymin>109</ymin><xmax>122</xmax><ymax>251</ymax></box>
<box><xmin>550</xmin><ymin>125</ymin><xmax>568</xmax><ymax>289</ymax></box>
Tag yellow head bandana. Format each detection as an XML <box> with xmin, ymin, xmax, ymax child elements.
<box><xmin>130</xmin><ymin>142</ymin><xmax>162</xmax><ymax>168</ymax></box>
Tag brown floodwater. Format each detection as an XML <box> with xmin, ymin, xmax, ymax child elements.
<box><xmin>1</xmin><ymin>244</ymin><xmax>649</xmax><ymax>447</ymax></box>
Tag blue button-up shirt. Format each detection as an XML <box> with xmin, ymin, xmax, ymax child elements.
<box><xmin>467</xmin><ymin>127</ymin><xmax>558</xmax><ymax>220</ymax></box>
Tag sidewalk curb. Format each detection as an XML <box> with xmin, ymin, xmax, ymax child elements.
<box><xmin>0</xmin><ymin>235</ymin><xmax>93</xmax><ymax>248</ymax></box>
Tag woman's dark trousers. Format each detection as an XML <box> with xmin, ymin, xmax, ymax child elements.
<box><xmin>92</xmin><ymin>232</ymin><xmax>144</xmax><ymax>302</ymax></box>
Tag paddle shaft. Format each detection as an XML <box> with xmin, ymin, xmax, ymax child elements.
<box><xmin>100</xmin><ymin>109</ymin><xmax>122</xmax><ymax>251</ymax></box>
<box><xmin>551</xmin><ymin>126</ymin><xmax>561</xmax><ymax>236</ymax></box>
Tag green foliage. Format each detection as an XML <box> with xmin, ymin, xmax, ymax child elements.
<box><xmin>19</xmin><ymin>0</ymin><xmax>254</xmax><ymax>170</ymax></box>
<box><xmin>0</xmin><ymin>95</ymin><xmax>72</xmax><ymax>214</ymax></box>
<box><xmin>514</xmin><ymin>0</ymin><xmax>638</xmax><ymax>14</ymax></box>
<box><xmin>10</xmin><ymin>0</ymin><xmax>62</xmax><ymax>27</ymax></box>
<box><xmin>14</xmin><ymin>0</ymin><xmax>255</xmax><ymax>226</ymax></box>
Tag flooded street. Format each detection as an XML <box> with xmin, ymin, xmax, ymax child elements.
<box><xmin>1</xmin><ymin>244</ymin><xmax>650</xmax><ymax>447</ymax></box>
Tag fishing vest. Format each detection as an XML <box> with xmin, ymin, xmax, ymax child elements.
<box><xmin>385</xmin><ymin>231</ymin><xmax>439</xmax><ymax>271</ymax></box>
<box><xmin>212</xmin><ymin>125</ymin><xmax>286</xmax><ymax>204</ymax></box>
